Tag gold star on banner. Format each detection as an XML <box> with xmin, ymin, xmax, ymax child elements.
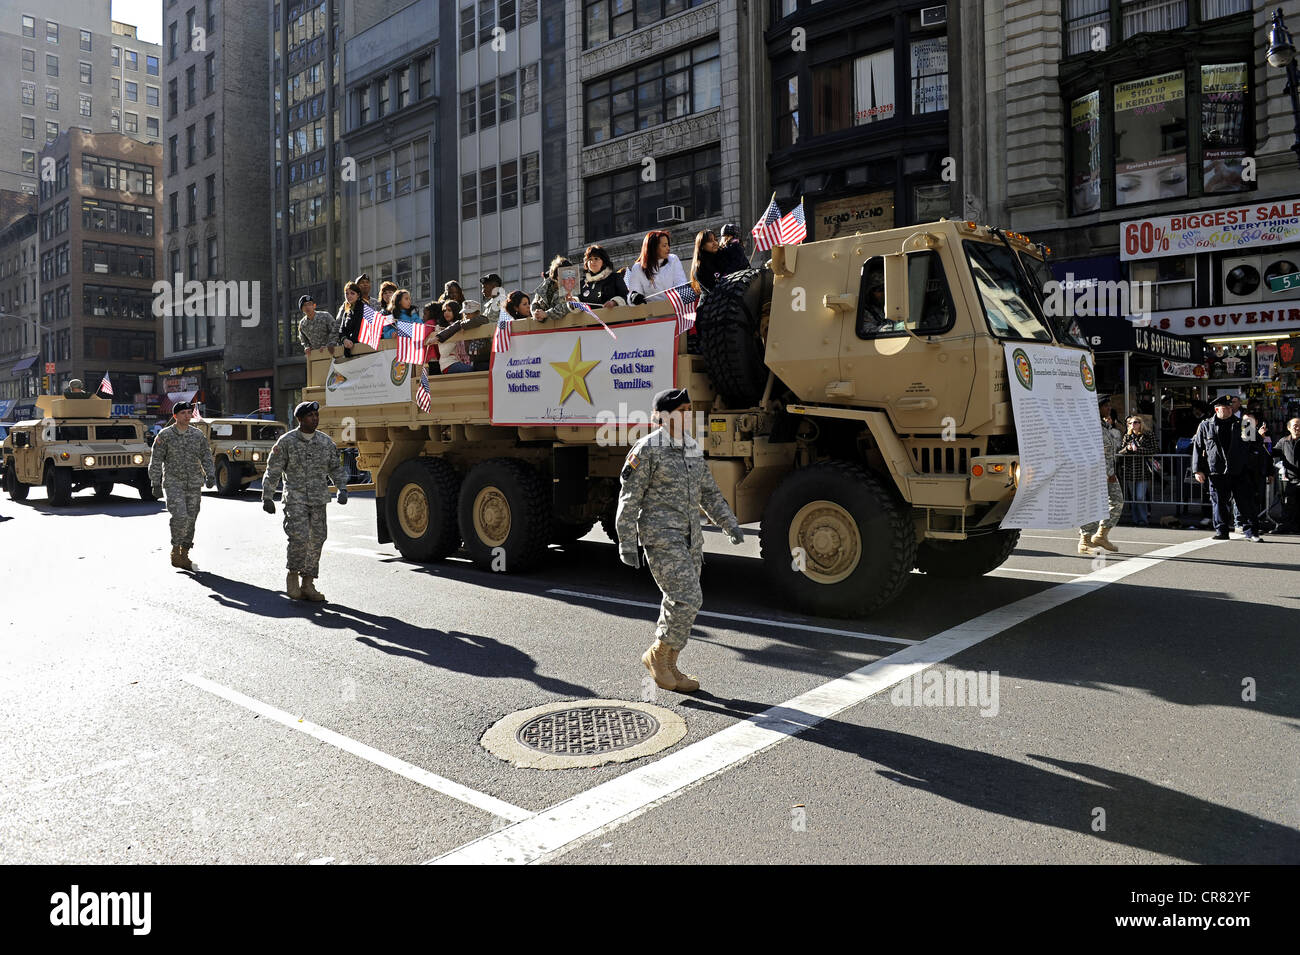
<box><xmin>550</xmin><ymin>338</ymin><xmax>601</xmax><ymax>405</ymax></box>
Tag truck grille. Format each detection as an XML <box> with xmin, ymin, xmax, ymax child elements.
<box><xmin>93</xmin><ymin>453</ymin><xmax>131</xmax><ymax>468</ymax></box>
<box><xmin>910</xmin><ymin>442</ymin><xmax>983</xmax><ymax>475</ymax></box>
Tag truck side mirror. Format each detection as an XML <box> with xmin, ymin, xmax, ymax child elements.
<box><xmin>883</xmin><ymin>253</ymin><xmax>910</xmax><ymax>327</ymax></box>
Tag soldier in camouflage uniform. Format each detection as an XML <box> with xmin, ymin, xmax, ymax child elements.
<box><xmin>616</xmin><ymin>388</ymin><xmax>744</xmax><ymax>692</ymax></box>
<box><xmin>298</xmin><ymin>295</ymin><xmax>337</xmax><ymax>354</ymax></box>
<box><xmin>262</xmin><ymin>400</ymin><xmax>348</xmax><ymax>601</ymax></box>
<box><xmin>148</xmin><ymin>400</ymin><xmax>217</xmax><ymax>570</ymax></box>
<box><xmin>1080</xmin><ymin>395</ymin><xmax>1125</xmax><ymax>554</ymax></box>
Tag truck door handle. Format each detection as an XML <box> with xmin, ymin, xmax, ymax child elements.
<box><xmin>894</xmin><ymin>397</ymin><xmax>938</xmax><ymax>411</ymax></box>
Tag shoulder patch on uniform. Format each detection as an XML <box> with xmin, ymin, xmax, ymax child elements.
<box><xmin>625</xmin><ymin>452</ymin><xmax>640</xmax><ymax>470</ymax></box>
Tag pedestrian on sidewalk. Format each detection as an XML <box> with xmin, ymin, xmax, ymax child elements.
<box><xmin>1273</xmin><ymin>418</ymin><xmax>1300</xmax><ymax>533</ymax></box>
<box><xmin>1080</xmin><ymin>395</ymin><xmax>1124</xmax><ymax>554</ymax></box>
<box><xmin>615</xmin><ymin>388</ymin><xmax>745</xmax><ymax>693</ymax></box>
<box><xmin>1192</xmin><ymin>395</ymin><xmax>1259</xmax><ymax>541</ymax></box>
<box><xmin>1117</xmin><ymin>414</ymin><xmax>1156</xmax><ymax>526</ymax></box>
<box><xmin>148</xmin><ymin>400</ymin><xmax>216</xmax><ymax>570</ymax></box>
<box><xmin>261</xmin><ymin>401</ymin><xmax>349</xmax><ymax>601</ymax></box>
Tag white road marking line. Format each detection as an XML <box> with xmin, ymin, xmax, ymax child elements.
<box><xmin>323</xmin><ymin>543</ymin><xmax>396</xmax><ymax>557</ymax></box>
<box><xmin>1021</xmin><ymin>534</ymin><xmax>1181</xmax><ymax>546</ymax></box>
<box><xmin>989</xmin><ymin>568</ymin><xmax>1082</xmax><ymax>578</ymax></box>
<box><xmin>546</xmin><ymin>588</ymin><xmax>919</xmax><ymax>646</ymax></box>
<box><xmin>434</xmin><ymin>537</ymin><xmax>1216</xmax><ymax>864</ymax></box>
<box><xmin>182</xmin><ymin>674</ymin><xmax>532</xmax><ymax>823</ymax></box>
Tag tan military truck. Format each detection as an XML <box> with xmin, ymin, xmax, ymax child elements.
<box><xmin>2</xmin><ymin>395</ymin><xmax>153</xmax><ymax>506</ymax></box>
<box><xmin>306</xmin><ymin>219</ymin><xmax>1090</xmax><ymax>617</ymax></box>
<box><xmin>194</xmin><ymin>418</ymin><xmax>288</xmax><ymax>495</ymax></box>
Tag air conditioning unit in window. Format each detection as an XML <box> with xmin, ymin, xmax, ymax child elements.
<box><xmin>656</xmin><ymin>205</ymin><xmax>685</xmax><ymax>225</ymax></box>
<box><xmin>1220</xmin><ymin>253</ymin><xmax>1300</xmax><ymax>305</ymax></box>
<box><xmin>921</xmin><ymin>4</ymin><xmax>947</xmax><ymax>26</ymax></box>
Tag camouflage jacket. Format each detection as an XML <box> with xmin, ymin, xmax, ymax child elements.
<box><xmin>262</xmin><ymin>427</ymin><xmax>347</xmax><ymax>507</ymax></box>
<box><xmin>616</xmin><ymin>428</ymin><xmax>740</xmax><ymax>549</ymax></box>
<box><xmin>299</xmin><ymin>309</ymin><xmax>337</xmax><ymax>349</ymax></box>
<box><xmin>147</xmin><ymin>424</ymin><xmax>216</xmax><ymax>489</ymax></box>
<box><xmin>1100</xmin><ymin>422</ymin><xmax>1121</xmax><ymax>478</ymax></box>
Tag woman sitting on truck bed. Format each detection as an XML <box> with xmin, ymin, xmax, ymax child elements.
<box><xmin>579</xmin><ymin>245</ymin><xmax>628</xmax><ymax>308</ymax></box>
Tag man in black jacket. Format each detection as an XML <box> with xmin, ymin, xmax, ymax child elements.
<box><xmin>1192</xmin><ymin>395</ymin><xmax>1259</xmax><ymax>541</ymax></box>
<box><xmin>1273</xmin><ymin>417</ymin><xmax>1300</xmax><ymax>533</ymax></box>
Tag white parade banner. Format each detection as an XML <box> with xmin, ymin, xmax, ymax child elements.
<box><xmin>1000</xmin><ymin>344</ymin><xmax>1109</xmax><ymax>530</ymax></box>
<box><xmin>322</xmin><ymin>350</ymin><xmax>412</xmax><ymax>407</ymax></box>
<box><xmin>491</xmin><ymin>317</ymin><xmax>677</xmax><ymax>426</ymax></box>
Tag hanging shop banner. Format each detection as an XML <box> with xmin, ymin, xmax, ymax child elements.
<box><xmin>1160</xmin><ymin>359</ymin><xmax>1208</xmax><ymax>379</ymax></box>
<box><xmin>1120</xmin><ymin>199</ymin><xmax>1300</xmax><ymax>260</ymax></box>
<box><xmin>1070</xmin><ymin>91</ymin><xmax>1102</xmax><ymax>214</ymax></box>
<box><xmin>1201</xmin><ymin>63</ymin><xmax>1249</xmax><ymax>194</ymax></box>
<box><xmin>814</xmin><ymin>191</ymin><xmax>895</xmax><ymax>240</ymax></box>
<box><xmin>1143</xmin><ymin>297</ymin><xmax>1300</xmax><ymax>335</ymax></box>
<box><xmin>1000</xmin><ymin>344</ymin><xmax>1109</xmax><ymax>530</ymax></box>
<box><xmin>1113</xmin><ymin>71</ymin><xmax>1188</xmax><ymax>207</ymax></box>
<box><xmin>322</xmin><ymin>350</ymin><xmax>412</xmax><ymax>407</ymax></box>
<box><xmin>1255</xmin><ymin>344</ymin><xmax>1279</xmax><ymax>381</ymax></box>
<box><xmin>490</xmin><ymin>318</ymin><xmax>678</xmax><ymax>427</ymax></box>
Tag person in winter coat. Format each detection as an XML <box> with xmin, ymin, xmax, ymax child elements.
<box><xmin>441</xmin><ymin>281</ymin><xmax>465</xmax><ymax>305</ymax></box>
<box><xmin>1192</xmin><ymin>395</ymin><xmax>1260</xmax><ymax>541</ymax></box>
<box><xmin>336</xmin><ymin>282</ymin><xmax>363</xmax><ymax>356</ymax></box>
<box><xmin>421</xmin><ymin>300</ymin><xmax>442</xmax><ymax>375</ymax></box>
<box><xmin>578</xmin><ymin>245</ymin><xmax>629</xmax><ymax>308</ymax></box>
<box><xmin>624</xmin><ymin>231</ymin><xmax>688</xmax><ymax>302</ymax></box>
<box><xmin>532</xmin><ymin>255</ymin><xmax>577</xmax><ymax>323</ymax></box>
<box><xmin>438</xmin><ymin>300</ymin><xmax>490</xmax><ymax>372</ymax></box>
<box><xmin>480</xmin><ymin>273</ymin><xmax>506</xmax><ymax>318</ymax></box>
<box><xmin>387</xmin><ymin>289</ymin><xmax>419</xmax><ymax>326</ymax></box>
<box><xmin>1273</xmin><ymin>417</ymin><xmax>1300</xmax><ymax>532</ymax></box>
<box><xmin>715</xmin><ymin>223</ymin><xmax>750</xmax><ymax>276</ymax></box>
<box><xmin>1116</xmin><ymin>414</ymin><xmax>1157</xmax><ymax>526</ymax></box>
<box><xmin>689</xmin><ymin>230</ymin><xmax>725</xmax><ymax>294</ymax></box>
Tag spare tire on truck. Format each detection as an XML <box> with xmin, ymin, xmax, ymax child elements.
<box><xmin>698</xmin><ymin>267</ymin><xmax>772</xmax><ymax>408</ymax></box>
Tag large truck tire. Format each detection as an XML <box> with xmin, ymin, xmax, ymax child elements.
<box><xmin>93</xmin><ymin>481</ymin><xmax>113</xmax><ymax>499</ymax></box>
<box><xmin>915</xmin><ymin>529</ymin><xmax>1020</xmax><ymax>578</ymax></box>
<box><xmin>759</xmin><ymin>460</ymin><xmax>916</xmax><ymax>618</ymax></box>
<box><xmin>458</xmin><ymin>458</ymin><xmax>551</xmax><ymax>573</ymax></box>
<box><xmin>6</xmin><ymin>463</ymin><xmax>28</xmax><ymax>501</ymax></box>
<box><xmin>698</xmin><ymin>267</ymin><xmax>772</xmax><ymax>408</ymax></box>
<box><xmin>215</xmin><ymin>457</ymin><xmax>242</xmax><ymax>496</ymax></box>
<box><xmin>44</xmin><ymin>463</ymin><xmax>72</xmax><ymax>507</ymax></box>
<box><xmin>135</xmin><ymin>472</ymin><xmax>157</xmax><ymax>500</ymax></box>
<box><xmin>552</xmin><ymin>519</ymin><xmax>596</xmax><ymax>545</ymax></box>
<box><xmin>386</xmin><ymin>456</ymin><xmax>461</xmax><ymax>562</ymax></box>
<box><xmin>599</xmin><ymin>507</ymin><xmax>619</xmax><ymax>545</ymax></box>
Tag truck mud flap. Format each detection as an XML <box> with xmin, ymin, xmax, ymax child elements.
<box><xmin>376</xmin><ymin>497</ymin><xmax>392</xmax><ymax>544</ymax></box>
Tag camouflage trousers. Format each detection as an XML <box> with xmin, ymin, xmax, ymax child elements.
<box><xmin>165</xmin><ymin>486</ymin><xmax>203</xmax><ymax>546</ymax></box>
<box><xmin>643</xmin><ymin>538</ymin><xmax>704</xmax><ymax>650</ymax></box>
<box><xmin>1081</xmin><ymin>479</ymin><xmax>1126</xmax><ymax>535</ymax></box>
<box><xmin>283</xmin><ymin>503</ymin><xmax>328</xmax><ymax>577</ymax></box>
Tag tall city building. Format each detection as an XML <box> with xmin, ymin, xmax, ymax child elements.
<box><xmin>36</xmin><ymin>130</ymin><xmax>162</xmax><ymax>402</ymax></box>
<box><xmin>1</xmin><ymin>0</ymin><xmax>159</xmax><ymax>195</ymax></box>
<box><xmin>0</xmin><ymin>196</ymin><xmax>39</xmax><ymax>410</ymax></box>
<box><xmin>161</xmin><ymin>0</ymin><xmax>272</xmax><ymax>417</ymax></box>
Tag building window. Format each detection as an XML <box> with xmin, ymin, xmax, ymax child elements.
<box><xmin>1122</xmin><ymin>0</ymin><xmax>1186</xmax><ymax>39</ymax></box>
<box><xmin>377</xmin><ymin>75</ymin><xmax>389</xmax><ymax>118</ymax></box>
<box><xmin>46</xmin><ymin>20</ymin><xmax>58</xmax><ymax>44</ymax></box>
<box><xmin>1129</xmin><ymin>256</ymin><xmax>1196</xmax><ymax>309</ymax></box>
<box><xmin>45</xmin><ymin>121</ymin><xmax>58</xmax><ymax>142</ymax></box>
<box><xmin>187</xmin><ymin>183</ymin><xmax>197</xmax><ymax>223</ymax></box>
<box><xmin>187</xmin><ymin>243</ymin><xmax>198</xmax><ymax>281</ymax></box>
<box><xmin>185</xmin><ymin>8</ymin><xmax>196</xmax><ymax>48</ymax></box>
<box><xmin>125</xmin><ymin>80</ymin><xmax>138</xmax><ymax>102</ymax></box>
<box><xmin>480</xmin><ymin>166</ymin><xmax>498</xmax><ymax>215</ymax></box>
<box><xmin>497</xmin><ymin>71</ymin><xmax>517</xmax><ymax>123</ymax></box>
<box><xmin>521</xmin><ymin>0</ymin><xmax>538</xmax><ymax>25</ymax></box>
<box><xmin>147</xmin><ymin>54</ymin><xmax>159</xmax><ymax>76</ymax></box>
<box><xmin>478</xmin><ymin>0</ymin><xmax>495</xmax><ymax>45</ymax></box>
<box><xmin>910</xmin><ymin>37</ymin><xmax>948</xmax><ymax>114</ymax></box>
<box><xmin>462</xmin><ymin>172</ymin><xmax>477</xmax><ymax>219</ymax></box>
<box><xmin>520</xmin><ymin>63</ymin><xmax>538</xmax><ymax>115</ymax></box>
<box><xmin>23</xmin><ymin>49</ymin><xmax>35</xmax><ymax>72</ymax></box>
<box><xmin>501</xmin><ymin>159</ymin><xmax>518</xmax><ymax>209</ymax></box>
<box><xmin>169</xmin><ymin>191</ymin><xmax>179</xmax><ymax>231</ymax></box>
<box><xmin>397</xmin><ymin>66</ymin><xmax>410</xmax><ymax>110</ymax></box>
<box><xmin>79</xmin><ymin>61</ymin><xmax>92</xmax><ymax>84</ymax></box>
<box><xmin>413</xmin><ymin>138</ymin><xmax>430</xmax><ymax>189</ymax></box>
<box><xmin>585</xmin><ymin>146</ymin><xmax>720</xmax><ymax>240</ymax></box>
<box><xmin>813</xmin><ymin>48</ymin><xmax>895</xmax><ymax>135</ymax></box>
<box><xmin>112</xmin><ymin>45</ymin><xmax>121</xmax><ymax>66</ymax></box>
<box><xmin>207</xmin><ymin>236</ymin><xmax>218</xmax><ymax>277</ymax></box>
<box><xmin>202</xmin><ymin>113</ymin><xmax>216</xmax><ymax>156</ymax></box>
<box><xmin>1113</xmin><ymin>70</ymin><xmax>1187</xmax><ymax>206</ymax></box>
<box><xmin>459</xmin><ymin>5</ymin><xmax>476</xmax><ymax>54</ymax></box>
<box><xmin>83</xmin><ymin>241</ymin><xmax>155</xmax><ymax>279</ymax></box>
<box><xmin>357</xmin><ymin>87</ymin><xmax>370</xmax><ymax>126</ymax></box>
<box><xmin>359</xmin><ymin>158</ymin><xmax>373</xmax><ymax>208</ymax></box>
<box><xmin>46</xmin><ymin>54</ymin><xmax>58</xmax><ymax>77</ymax></box>
<box><xmin>22</xmin><ymin>83</ymin><xmax>35</xmax><ymax>106</ymax></box>
<box><xmin>22</xmin><ymin>15</ymin><xmax>35</xmax><ymax>37</ymax></box>
<box><xmin>522</xmin><ymin>150</ymin><xmax>540</xmax><ymax>204</ymax></box>
<box><xmin>186</xmin><ymin>66</ymin><xmax>196</xmax><ymax>107</ymax></box>
<box><xmin>584</xmin><ymin>41</ymin><xmax>719</xmax><ymax>144</ymax></box>
<box><xmin>775</xmin><ymin>76</ymin><xmax>798</xmax><ymax>148</ymax></box>
<box><xmin>21</xmin><ymin>150</ymin><xmax>36</xmax><ymax>174</ymax></box>
<box><xmin>168</xmin><ymin>79</ymin><xmax>178</xmax><ymax>116</ymax></box>
<box><xmin>417</xmin><ymin>55</ymin><xmax>433</xmax><ymax>99</ymax></box>
<box><xmin>375</xmin><ymin>155</ymin><xmax>392</xmax><ymax>201</ymax></box>
<box><xmin>583</xmin><ymin>0</ymin><xmax>708</xmax><ymax>48</ymax></box>
<box><xmin>81</xmin><ymin>198</ymin><xmax>155</xmax><ymax>237</ymax></box>
<box><xmin>460</xmin><ymin>89</ymin><xmax>476</xmax><ymax>136</ymax></box>
<box><xmin>125</xmin><ymin>50</ymin><xmax>138</xmax><ymax>71</ymax></box>
<box><xmin>206</xmin><ymin>174</ymin><xmax>216</xmax><ymax>215</ymax></box>
<box><xmin>22</xmin><ymin>116</ymin><xmax>36</xmax><ymax>140</ymax></box>
<box><xmin>1201</xmin><ymin>62</ymin><xmax>1249</xmax><ymax>194</ymax></box>
<box><xmin>394</xmin><ymin>143</ymin><xmax>412</xmax><ymax>196</ymax></box>
<box><xmin>168</xmin><ymin>135</ymin><xmax>178</xmax><ymax>174</ymax></box>
<box><xmin>206</xmin><ymin>0</ymin><xmax>216</xmax><ymax>33</ymax></box>
<box><xmin>479</xmin><ymin>79</ymin><xmax>496</xmax><ymax>128</ymax></box>
<box><xmin>146</xmin><ymin>116</ymin><xmax>159</xmax><ymax>138</ymax></box>
<box><xmin>79</xmin><ymin>29</ymin><xmax>91</xmax><ymax>51</ymax></box>
<box><xmin>80</xmin><ymin>94</ymin><xmax>92</xmax><ymax>117</ymax></box>
<box><xmin>111</xmin><ymin>113</ymin><xmax>120</xmax><ymax>131</ymax></box>
<box><xmin>168</xmin><ymin>22</ymin><xmax>177</xmax><ymax>62</ymax></box>
<box><xmin>125</xmin><ymin>112</ymin><xmax>138</xmax><ymax>133</ymax></box>
<box><xmin>186</xmin><ymin>124</ymin><xmax>196</xmax><ymax>165</ymax></box>
<box><xmin>46</xmin><ymin>88</ymin><xmax>58</xmax><ymax>110</ymax></box>
<box><xmin>147</xmin><ymin>85</ymin><xmax>159</xmax><ymax>107</ymax></box>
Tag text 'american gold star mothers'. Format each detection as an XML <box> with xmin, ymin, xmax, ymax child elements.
<box><xmin>550</xmin><ymin>338</ymin><xmax>601</xmax><ymax>405</ymax></box>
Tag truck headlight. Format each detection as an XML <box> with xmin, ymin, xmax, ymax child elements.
<box><xmin>1012</xmin><ymin>463</ymin><xmax>1021</xmax><ymax>486</ymax></box>
<box><xmin>132</xmin><ymin>454</ymin><xmax>144</xmax><ymax>465</ymax></box>
<box><xmin>83</xmin><ymin>455</ymin><xmax>96</xmax><ymax>467</ymax></box>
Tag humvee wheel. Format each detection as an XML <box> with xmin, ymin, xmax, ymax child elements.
<box><xmin>552</xmin><ymin>519</ymin><xmax>596</xmax><ymax>545</ymax></box>
<box><xmin>135</xmin><ymin>474</ymin><xmax>157</xmax><ymax>501</ymax></box>
<box><xmin>760</xmin><ymin>460</ymin><xmax>916</xmax><ymax>618</ymax></box>
<box><xmin>458</xmin><ymin>458</ymin><xmax>550</xmax><ymax>573</ymax></box>
<box><xmin>915</xmin><ymin>530</ymin><xmax>1020</xmax><ymax>578</ymax></box>
<box><xmin>698</xmin><ymin>268</ymin><xmax>772</xmax><ymax>407</ymax></box>
<box><xmin>215</xmin><ymin>457</ymin><xmax>241</xmax><ymax>495</ymax></box>
<box><xmin>93</xmin><ymin>482</ymin><xmax>113</xmax><ymax>499</ymax></box>
<box><xmin>385</xmin><ymin>457</ymin><xmax>461</xmax><ymax>562</ymax></box>
<box><xmin>5</xmin><ymin>464</ymin><xmax>28</xmax><ymax>501</ymax></box>
<box><xmin>44</xmin><ymin>463</ymin><xmax>72</xmax><ymax>507</ymax></box>
<box><xmin>599</xmin><ymin>507</ymin><xmax>619</xmax><ymax>545</ymax></box>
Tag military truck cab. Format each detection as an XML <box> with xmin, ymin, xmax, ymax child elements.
<box><xmin>194</xmin><ymin>419</ymin><xmax>287</xmax><ymax>495</ymax></box>
<box><xmin>2</xmin><ymin>396</ymin><xmax>152</xmax><ymax>506</ymax></box>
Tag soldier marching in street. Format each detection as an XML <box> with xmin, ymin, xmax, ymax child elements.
<box><xmin>262</xmin><ymin>401</ymin><xmax>348</xmax><ymax>602</ymax></box>
<box><xmin>616</xmin><ymin>388</ymin><xmax>745</xmax><ymax>692</ymax></box>
<box><xmin>148</xmin><ymin>400</ymin><xmax>217</xmax><ymax>570</ymax></box>
<box><xmin>1079</xmin><ymin>394</ymin><xmax>1124</xmax><ymax>555</ymax></box>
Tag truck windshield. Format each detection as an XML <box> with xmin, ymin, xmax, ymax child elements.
<box><xmin>95</xmin><ymin>425</ymin><xmax>139</xmax><ymax>440</ymax></box>
<box><xmin>963</xmin><ymin>242</ymin><xmax>1053</xmax><ymax>342</ymax></box>
<box><xmin>55</xmin><ymin>426</ymin><xmax>89</xmax><ymax>440</ymax></box>
<box><xmin>253</xmin><ymin>424</ymin><xmax>285</xmax><ymax>441</ymax></box>
<box><xmin>1017</xmin><ymin>252</ymin><xmax>1091</xmax><ymax>348</ymax></box>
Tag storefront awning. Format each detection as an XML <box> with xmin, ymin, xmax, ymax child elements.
<box><xmin>7</xmin><ymin>356</ymin><xmax>37</xmax><ymax>376</ymax></box>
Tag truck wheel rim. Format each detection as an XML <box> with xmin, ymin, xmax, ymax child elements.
<box><xmin>473</xmin><ymin>486</ymin><xmax>510</xmax><ymax>548</ymax></box>
<box><xmin>788</xmin><ymin>500</ymin><xmax>861</xmax><ymax>585</ymax></box>
<box><xmin>396</xmin><ymin>483</ymin><xmax>429</xmax><ymax>538</ymax></box>
<box><xmin>217</xmin><ymin>463</ymin><xmax>229</xmax><ymax>485</ymax></box>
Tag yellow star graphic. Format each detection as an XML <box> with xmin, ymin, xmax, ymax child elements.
<box><xmin>550</xmin><ymin>338</ymin><xmax>601</xmax><ymax>405</ymax></box>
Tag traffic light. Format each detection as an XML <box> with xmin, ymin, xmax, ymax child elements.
<box><xmin>42</xmin><ymin>375</ymin><xmax>49</xmax><ymax>391</ymax></box>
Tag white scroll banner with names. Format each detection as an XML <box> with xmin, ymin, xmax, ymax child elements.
<box><xmin>490</xmin><ymin>317</ymin><xmax>677</xmax><ymax>426</ymax></box>
<box><xmin>1000</xmin><ymin>343</ymin><xmax>1109</xmax><ymax>530</ymax></box>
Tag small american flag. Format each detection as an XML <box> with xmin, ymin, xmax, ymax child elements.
<box><xmin>751</xmin><ymin>194</ymin><xmax>783</xmax><ymax>252</ymax></box>
<box><xmin>393</xmin><ymin>319</ymin><xmax>431</xmax><ymax>365</ymax></box>
<box><xmin>358</xmin><ymin>302</ymin><xmax>386</xmax><ymax>349</ymax></box>
<box><xmin>776</xmin><ymin>199</ymin><xmax>807</xmax><ymax>246</ymax></box>
<box><xmin>415</xmin><ymin>364</ymin><xmax>432</xmax><ymax>413</ymax></box>
<box><xmin>493</xmin><ymin>309</ymin><xmax>513</xmax><ymax>353</ymax></box>
<box><xmin>664</xmin><ymin>283</ymin><xmax>699</xmax><ymax>336</ymax></box>
<box><xmin>98</xmin><ymin>373</ymin><xmax>113</xmax><ymax>396</ymax></box>
<box><xmin>570</xmin><ymin>300</ymin><xmax>618</xmax><ymax>340</ymax></box>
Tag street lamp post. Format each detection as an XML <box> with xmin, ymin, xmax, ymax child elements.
<box><xmin>1266</xmin><ymin>7</ymin><xmax>1300</xmax><ymax>169</ymax></box>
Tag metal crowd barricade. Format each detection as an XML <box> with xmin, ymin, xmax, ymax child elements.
<box><xmin>1117</xmin><ymin>454</ymin><xmax>1210</xmax><ymax>522</ymax></box>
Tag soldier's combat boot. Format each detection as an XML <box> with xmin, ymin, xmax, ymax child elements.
<box><xmin>641</xmin><ymin>639</ymin><xmax>680</xmax><ymax>691</ymax></box>
<box><xmin>665</xmin><ymin>647</ymin><xmax>700</xmax><ymax>692</ymax></box>
<box><xmin>170</xmin><ymin>545</ymin><xmax>185</xmax><ymax>568</ymax></box>
<box><xmin>1093</xmin><ymin>527</ymin><xmax>1119</xmax><ymax>553</ymax></box>
<box><xmin>1077</xmin><ymin>531</ymin><xmax>1095</xmax><ymax>554</ymax></box>
<box><xmin>286</xmin><ymin>572</ymin><xmax>302</xmax><ymax>600</ymax></box>
<box><xmin>175</xmin><ymin>546</ymin><xmax>194</xmax><ymax>571</ymax></box>
<box><xmin>299</xmin><ymin>576</ymin><xmax>326</xmax><ymax>602</ymax></box>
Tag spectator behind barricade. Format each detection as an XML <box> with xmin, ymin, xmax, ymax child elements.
<box><xmin>480</xmin><ymin>274</ymin><xmax>506</xmax><ymax>317</ymax></box>
<box><xmin>505</xmin><ymin>290</ymin><xmax>530</xmax><ymax>321</ymax></box>
<box><xmin>689</xmin><ymin>231</ymin><xmax>724</xmax><ymax>295</ymax></box>
<box><xmin>436</xmin><ymin>300</ymin><xmax>474</xmax><ymax>373</ymax></box>
<box><xmin>1272</xmin><ymin>418</ymin><xmax>1300</xmax><ymax>533</ymax></box>
<box><xmin>442</xmin><ymin>281</ymin><xmax>465</xmax><ymax>305</ymax></box>
<box><xmin>1192</xmin><ymin>395</ymin><xmax>1259</xmax><ymax>541</ymax></box>
<box><xmin>625</xmin><ymin>230</ymin><xmax>688</xmax><ymax>303</ymax></box>
<box><xmin>378</xmin><ymin>281</ymin><xmax>398</xmax><ymax>312</ymax></box>
<box><xmin>579</xmin><ymin>245</ymin><xmax>628</xmax><ymax>308</ymax></box>
<box><xmin>532</xmin><ymin>255</ymin><xmax>577</xmax><ymax>323</ymax></box>
<box><xmin>422</xmin><ymin>301</ymin><xmax>442</xmax><ymax>375</ymax></box>
<box><xmin>337</xmin><ymin>282</ymin><xmax>362</xmax><ymax>356</ymax></box>
<box><xmin>1117</xmin><ymin>414</ymin><xmax>1157</xmax><ymax>526</ymax></box>
<box><xmin>716</xmin><ymin>223</ymin><xmax>750</xmax><ymax>276</ymax></box>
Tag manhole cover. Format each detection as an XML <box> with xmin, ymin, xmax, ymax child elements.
<box><xmin>483</xmin><ymin>699</ymin><xmax>686</xmax><ymax>770</ymax></box>
<box><xmin>516</xmin><ymin>706</ymin><xmax>660</xmax><ymax>755</ymax></box>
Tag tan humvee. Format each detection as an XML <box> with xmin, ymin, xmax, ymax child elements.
<box><xmin>194</xmin><ymin>418</ymin><xmax>288</xmax><ymax>495</ymax></box>
<box><xmin>2</xmin><ymin>395</ymin><xmax>153</xmax><ymax>506</ymax></box>
<box><xmin>305</xmin><ymin>220</ymin><xmax>1090</xmax><ymax>617</ymax></box>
